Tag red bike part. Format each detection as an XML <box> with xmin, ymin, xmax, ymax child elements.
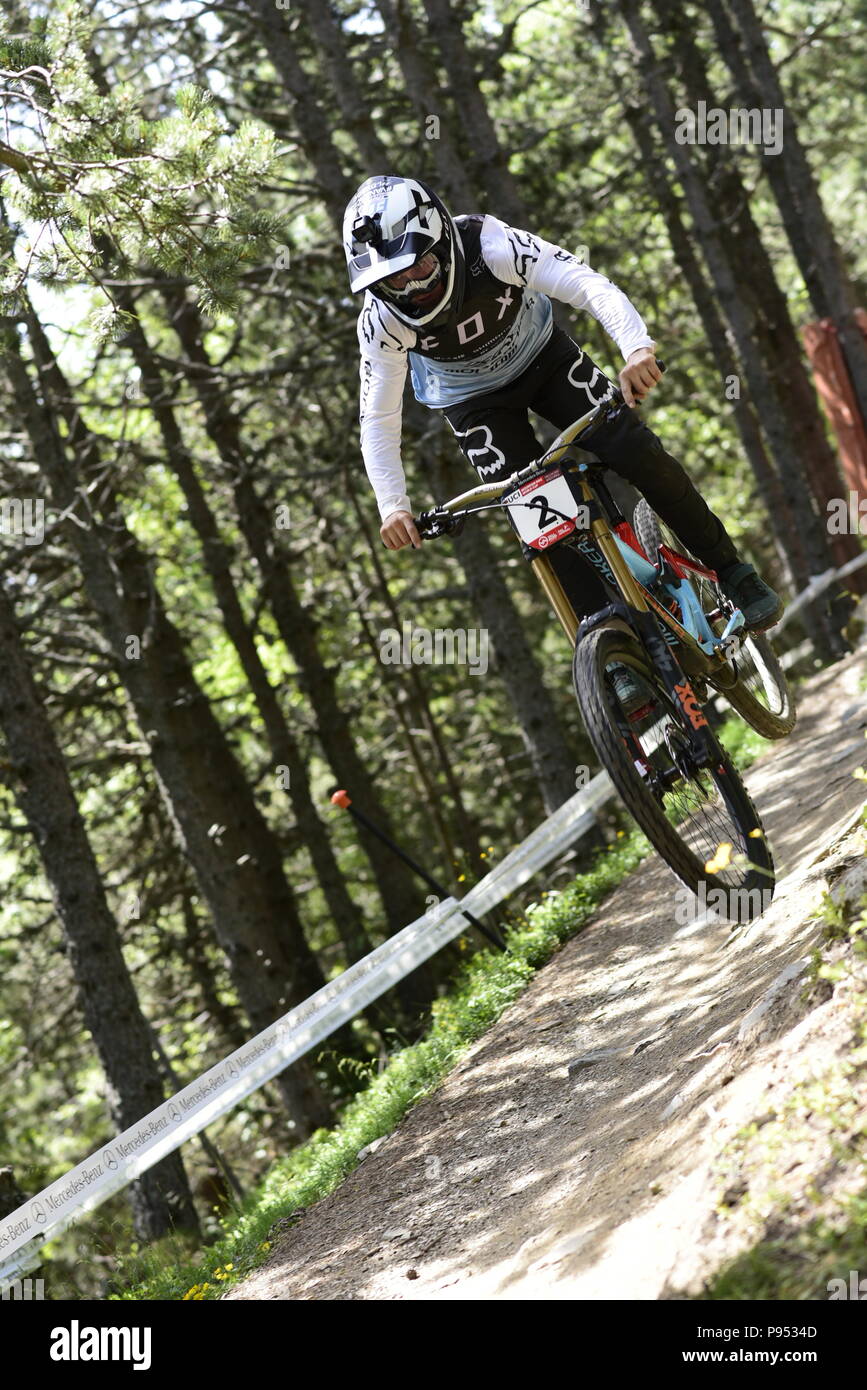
<box><xmin>658</xmin><ymin>543</ymin><xmax>718</xmax><ymax>583</ymax></box>
<box><xmin>613</xmin><ymin>523</ymin><xmax>717</xmax><ymax>583</ymax></box>
<box><xmin>614</xmin><ymin>519</ymin><xmax>649</xmax><ymax>559</ymax></box>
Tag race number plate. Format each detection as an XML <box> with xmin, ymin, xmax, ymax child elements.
<box><xmin>502</xmin><ymin>467</ymin><xmax>584</xmax><ymax>551</ymax></box>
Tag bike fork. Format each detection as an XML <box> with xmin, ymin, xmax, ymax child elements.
<box><xmin>630</xmin><ymin>607</ymin><xmax>718</xmax><ymax>768</ymax></box>
<box><xmin>577</xmin><ymin>596</ymin><xmax>717</xmax><ymax>770</ymax></box>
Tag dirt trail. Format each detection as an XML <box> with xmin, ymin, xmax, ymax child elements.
<box><xmin>228</xmin><ymin>645</ymin><xmax>867</xmax><ymax>1301</ymax></box>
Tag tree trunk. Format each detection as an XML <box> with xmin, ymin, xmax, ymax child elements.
<box><xmin>657</xmin><ymin>0</ymin><xmax>865</xmax><ymax>590</ymax></box>
<box><xmin>339</xmin><ymin>575</ymin><xmax>462</xmax><ymax>872</ymax></box>
<box><xmin>2</xmin><ymin>319</ymin><xmax>333</xmax><ymax>1136</ymax></box>
<box><xmin>180</xmin><ymin>893</ymin><xmax>249</xmax><ymax>1054</ymax></box>
<box><xmin>121</xmin><ymin>298</ymin><xmax>372</xmax><ymax>966</ymax></box>
<box><xmin>712</xmin><ymin>0</ymin><xmax>867</xmax><ymax>430</ymax></box>
<box><xmin>615</xmin><ymin>0</ymin><xmax>848</xmax><ymax>659</ymax></box>
<box><xmin>418</xmin><ymin>0</ymin><xmax>528</xmax><ymax>223</ymax></box>
<box><xmin>0</xmin><ymin>581</ymin><xmax>199</xmax><ymax>1241</ymax></box>
<box><xmin>294</xmin><ymin>0</ymin><xmax>392</xmax><ymax>172</ymax></box>
<box><xmin>374</xmin><ymin>0</ymin><xmax>480</xmax><ymax>208</ymax></box>
<box><xmin>164</xmin><ymin>293</ymin><xmax>433</xmax><ymax>954</ymax></box>
<box><xmin>622</xmin><ymin>99</ymin><xmax>802</xmax><ymax>593</ymax></box>
<box><xmin>341</xmin><ymin>465</ymin><xmax>486</xmax><ymax>873</ymax></box>
<box><xmin>244</xmin><ymin>0</ymin><xmax>354</xmax><ymax>223</ymax></box>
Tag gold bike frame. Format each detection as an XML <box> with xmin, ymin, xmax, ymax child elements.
<box><xmin>434</xmin><ymin>399</ymin><xmax>722</xmax><ymax>675</ymax></box>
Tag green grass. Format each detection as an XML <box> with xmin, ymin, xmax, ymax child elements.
<box><xmin>113</xmin><ymin>826</ymin><xmax>651</xmax><ymax>1300</ymax></box>
<box><xmin>715</xmin><ymin>712</ymin><xmax>769</xmax><ymax>771</ymax></box>
<box><xmin>696</xmin><ymin>1183</ymin><xmax>867</xmax><ymax>1301</ymax></box>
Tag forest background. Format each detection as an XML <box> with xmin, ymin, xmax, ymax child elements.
<box><xmin>0</xmin><ymin>0</ymin><xmax>865</xmax><ymax>1294</ymax></box>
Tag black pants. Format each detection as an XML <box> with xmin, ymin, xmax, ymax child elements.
<box><xmin>443</xmin><ymin>328</ymin><xmax>738</xmax><ymax>619</ymax></box>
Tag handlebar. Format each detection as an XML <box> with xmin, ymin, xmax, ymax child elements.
<box><xmin>416</xmin><ymin>360</ymin><xmax>666</xmax><ymax>538</ymax></box>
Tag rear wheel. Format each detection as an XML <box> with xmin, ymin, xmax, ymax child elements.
<box><xmin>633</xmin><ymin>499</ymin><xmax>795</xmax><ymax>739</ymax></box>
<box><xmin>720</xmin><ymin>632</ymin><xmax>795</xmax><ymax>738</ymax></box>
<box><xmin>574</xmin><ymin>625</ymin><xmax>775</xmax><ymax>921</ymax></box>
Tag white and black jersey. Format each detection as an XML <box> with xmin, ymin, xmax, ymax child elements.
<box><xmin>357</xmin><ymin>214</ymin><xmax>654</xmax><ymax>522</ymax></box>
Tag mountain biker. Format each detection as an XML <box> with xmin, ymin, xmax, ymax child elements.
<box><xmin>343</xmin><ymin>175</ymin><xmax>784</xmax><ymax>644</ymax></box>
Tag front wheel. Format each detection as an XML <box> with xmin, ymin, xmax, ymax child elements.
<box><xmin>573</xmin><ymin>625</ymin><xmax>775</xmax><ymax>921</ymax></box>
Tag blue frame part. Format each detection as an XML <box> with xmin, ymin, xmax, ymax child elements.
<box><xmin>611</xmin><ymin>534</ymin><xmax>745</xmax><ymax>658</ymax></box>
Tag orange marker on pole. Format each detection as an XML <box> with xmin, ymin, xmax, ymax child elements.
<box><xmin>328</xmin><ymin>788</ymin><xmax>505</xmax><ymax>951</ymax></box>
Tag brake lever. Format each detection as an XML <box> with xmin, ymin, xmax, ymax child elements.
<box><xmin>415</xmin><ymin>508</ymin><xmax>463</xmax><ymax>539</ymax></box>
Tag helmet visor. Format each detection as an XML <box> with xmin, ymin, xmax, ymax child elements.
<box><xmin>379</xmin><ymin>251</ymin><xmax>446</xmax><ymax>311</ymax></box>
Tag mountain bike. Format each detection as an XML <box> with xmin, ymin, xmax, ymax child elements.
<box><xmin>416</xmin><ymin>383</ymin><xmax>793</xmax><ymax>922</ymax></box>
